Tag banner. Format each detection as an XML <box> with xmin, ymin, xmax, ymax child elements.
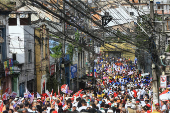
<box><xmin>11</xmin><ymin>91</ymin><xmax>17</xmax><ymax>98</ymax></box>
<box><xmin>71</xmin><ymin>64</ymin><xmax>77</xmax><ymax>78</ymax></box>
<box><xmin>4</xmin><ymin>59</ymin><xmax>14</xmax><ymax>76</ymax></box>
<box><xmin>160</xmin><ymin>75</ymin><xmax>167</xmax><ymax>88</ymax></box>
<box><xmin>50</xmin><ymin>64</ymin><xmax>55</xmax><ymax>76</ymax></box>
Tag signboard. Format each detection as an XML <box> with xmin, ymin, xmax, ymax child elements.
<box><xmin>71</xmin><ymin>64</ymin><xmax>77</xmax><ymax>79</ymax></box>
<box><xmin>4</xmin><ymin>59</ymin><xmax>14</xmax><ymax>76</ymax></box>
<box><xmin>50</xmin><ymin>64</ymin><xmax>55</xmax><ymax>76</ymax></box>
<box><xmin>160</xmin><ymin>75</ymin><xmax>167</xmax><ymax>88</ymax></box>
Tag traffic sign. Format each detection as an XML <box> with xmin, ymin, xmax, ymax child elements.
<box><xmin>160</xmin><ymin>75</ymin><xmax>167</xmax><ymax>88</ymax></box>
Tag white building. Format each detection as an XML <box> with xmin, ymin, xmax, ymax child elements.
<box><xmin>8</xmin><ymin>11</ymin><xmax>35</xmax><ymax>96</ymax></box>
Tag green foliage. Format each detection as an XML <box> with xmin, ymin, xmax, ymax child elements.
<box><xmin>46</xmin><ymin>75</ymin><xmax>58</xmax><ymax>92</ymax></box>
<box><xmin>50</xmin><ymin>43</ymin><xmax>62</xmax><ymax>58</ymax></box>
<box><xmin>75</xmin><ymin>30</ymin><xmax>80</xmax><ymax>42</ymax></box>
<box><xmin>46</xmin><ymin>70</ymin><xmax>58</xmax><ymax>92</ymax></box>
<box><xmin>78</xmin><ymin>46</ymin><xmax>82</xmax><ymax>52</ymax></box>
<box><xmin>166</xmin><ymin>45</ymin><xmax>169</xmax><ymax>52</ymax></box>
<box><xmin>66</xmin><ymin>44</ymin><xmax>75</xmax><ymax>61</ymax></box>
<box><xmin>156</xmin><ymin>16</ymin><xmax>162</xmax><ymax>21</ymax></box>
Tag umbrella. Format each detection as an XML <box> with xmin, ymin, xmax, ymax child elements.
<box><xmin>72</xmin><ymin>89</ymin><xmax>83</xmax><ymax>97</ymax></box>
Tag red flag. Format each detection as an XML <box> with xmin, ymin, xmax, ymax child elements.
<box><xmin>5</xmin><ymin>88</ymin><xmax>10</xmax><ymax>94</ymax></box>
<box><xmin>54</xmin><ymin>92</ymin><xmax>56</xmax><ymax>97</ymax></box>
<box><xmin>52</xmin><ymin>89</ymin><xmax>53</xmax><ymax>94</ymax></box>
<box><xmin>160</xmin><ymin>90</ymin><xmax>168</xmax><ymax>95</ymax></box>
<box><xmin>72</xmin><ymin>89</ymin><xmax>83</xmax><ymax>97</ymax></box>
<box><xmin>52</xmin><ymin>101</ymin><xmax>55</xmax><ymax>105</ymax></box>
<box><xmin>2</xmin><ymin>93</ymin><xmax>7</xmax><ymax>101</ymax></box>
<box><xmin>43</xmin><ymin>80</ymin><xmax>45</xmax><ymax>91</ymax></box>
<box><xmin>41</xmin><ymin>93</ymin><xmax>49</xmax><ymax>98</ymax></box>
<box><xmin>0</xmin><ymin>102</ymin><xmax>3</xmax><ymax>112</ymax></box>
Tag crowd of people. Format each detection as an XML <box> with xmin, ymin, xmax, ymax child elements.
<box><xmin>1</xmin><ymin>57</ymin><xmax>170</xmax><ymax>113</ymax></box>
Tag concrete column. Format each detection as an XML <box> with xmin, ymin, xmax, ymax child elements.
<box><xmin>17</xmin><ymin>14</ymin><xmax>20</xmax><ymax>26</ymax></box>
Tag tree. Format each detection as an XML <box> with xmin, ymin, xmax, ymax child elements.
<box><xmin>50</xmin><ymin>43</ymin><xmax>62</xmax><ymax>58</ymax></box>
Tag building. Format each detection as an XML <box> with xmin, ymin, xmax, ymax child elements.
<box><xmin>34</xmin><ymin>25</ymin><xmax>50</xmax><ymax>94</ymax></box>
<box><xmin>8</xmin><ymin>11</ymin><xmax>35</xmax><ymax>97</ymax></box>
<box><xmin>0</xmin><ymin>11</ymin><xmax>11</xmax><ymax>96</ymax></box>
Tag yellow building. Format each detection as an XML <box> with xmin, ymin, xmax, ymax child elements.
<box><xmin>100</xmin><ymin>43</ymin><xmax>136</xmax><ymax>61</ymax></box>
<box><xmin>34</xmin><ymin>25</ymin><xmax>50</xmax><ymax>94</ymax></box>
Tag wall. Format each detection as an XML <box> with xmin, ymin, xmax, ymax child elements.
<box><xmin>35</xmin><ymin>25</ymin><xmax>49</xmax><ymax>94</ymax></box>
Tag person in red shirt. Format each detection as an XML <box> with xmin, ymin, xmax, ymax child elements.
<box><xmin>133</xmin><ymin>88</ymin><xmax>137</xmax><ymax>98</ymax></box>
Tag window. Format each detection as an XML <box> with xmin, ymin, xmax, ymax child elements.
<box><xmin>12</xmin><ymin>54</ymin><xmax>16</xmax><ymax>61</ymax></box>
<box><xmin>28</xmin><ymin>50</ymin><xmax>32</xmax><ymax>63</ymax></box>
<box><xmin>130</xmin><ymin>12</ymin><xmax>134</xmax><ymax>16</ymax></box>
<box><xmin>158</xmin><ymin>5</ymin><xmax>161</xmax><ymax>9</ymax></box>
<box><xmin>20</xmin><ymin>14</ymin><xmax>30</xmax><ymax>25</ymax></box>
<box><xmin>9</xmin><ymin>14</ymin><xmax>17</xmax><ymax>25</ymax></box>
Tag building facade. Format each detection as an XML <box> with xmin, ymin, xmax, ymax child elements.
<box><xmin>8</xmin><ymin>12</ymin><xmax>35</xmax><ymax>97</ymax></box>
<box><xmin>35</xmin><ymin>25</ymin><xmax>50</xmax><ymax>94</ymax></box>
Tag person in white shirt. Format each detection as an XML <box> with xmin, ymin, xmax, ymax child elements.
<box><xmin>137</xmin><ymin>90</ymin><xmax>141</xmax><ymax>100</ymax></box>
<box><xmin>161</xmin><ymin>101</ymin><xmax>167</xmax><ymax>113</ymax></box>
<box><xmin>46</xmin><ymin>102</ymin><xmax>51</xmax><ymax>113</ymax></box>
<box><xmin>78</xmin><ymin>100</ymin><xmax>87</xmax><ymax>112</ymax></box>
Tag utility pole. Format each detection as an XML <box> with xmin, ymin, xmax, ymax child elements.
<box><xmin>92</xmin><ymin>39</ymin><xmax>95</xmax><ymax>85</ymax></box>
<box><xmin>150</xmin><ymin>0</ymin><xmax>159</xmax><ymax>109</ymax></box>
<box><xmin>62</xmin><ymin>0</ymin><xmax>66</xmax><ymax>84</ymax></box>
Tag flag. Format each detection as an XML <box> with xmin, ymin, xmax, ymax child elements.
<box><xmin>5</xmin><ymin>88</ymin><xmax>10</xmax><ymax>94</ymax></box>
<box><xmin>66</xmin><ymin>85</ymin><xmax>68</xmax><ymax>94</ymax></box>
<box><xmin>25</xmin><ymin>87</ymin><xmax>30</xmax><ymax>94</ymax></box>
<box><xmin>24</xmin><ymin>93</ymin><xmax>28</xmax><ymax>98</ymax></box>
<box><xmin>37</xmin><ymin>92</ymin><xmax>41</xmax><ymax>98</ymax></box>
<box><xmin>45</xmin><ymin>90</ymin><xmax>50</xmax><ymax>97</ymax></box>
<box><xmin>58</xmin><ymin>85</ymin><xmax>60</xmax><ymax>96</ymax></box>
<box><xmin>28</xmin><ymin>93</ymin><xmax>32</xmax><ymax>98</ymax></box>
<box><xmin>13</xmin><ymin>99</ymin><xmax>21</xmax><ymax>108</ymax></box>
<box><xmin>61</xmin><ymin>84</ymin><xmax>70</xmax><ymax>94</ymax></box>
<box><xmin>54</xmin><ymin>92</ymin><xmax>56</xmax><ymax>97</ymax></box>
<box><xmin>72</xmin><ymin>89</ymin><xmax>83</xmax><ymax>97</ymax></box>
<box><xmin>16</xmin><ymin>99</ymin><xmax>21</xmax><ymax>105</ymax></box>
<box><xmin>0</xmin><ymin>102</ymin><xmax>3</xmax><ymax>112</ymax></box>
<box><xmin>30</xmin><ymin>94</ymin><xmax>34</xmax><ymax>103</ymax></box>
<box><xmin>50</xmin><ymin>89</ymin><xmax>53</xmax><ymax>97</ymax></box>
<box><xmin>13</xmin><ymin>103</ymin><xmax>17</xmax><ymax>108</ymax></box>
<box><xmin>10</xmin><ymin>91</ymin><xmax>17</xmax><ymax>98</ymax></box>
<box><xmin>51</xmin><ymin>89</ymin><xmax>53</xmax><ymax>95</ymax></box>
<box><xmin>41</xmin><ymin>93</ymin><xmax>48</xmax><ymax>98</ymax></box>
<box><xmin>43</xmin><ymin>80</ymin><xmax>45</xmax><ymax>92</ymax></box>
<box><xmin>2</xmin><ymin>93</ymin><xmax>7</xmax><ymax>101</ymax></box>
